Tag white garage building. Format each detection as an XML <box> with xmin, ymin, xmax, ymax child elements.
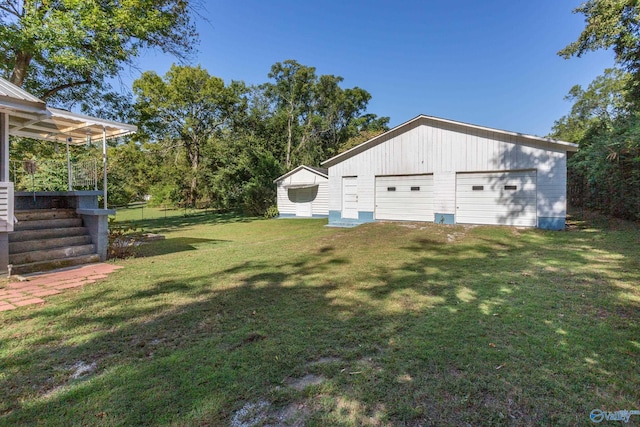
<box><xmin>322</xmin><ymin>115</ymin><xmax>578</xmax><ymax>230</ymax></box>
<box><xmin>274</xmin><ymin>165</ymin><xmax>329</xmax><ymax>218</ymax></box>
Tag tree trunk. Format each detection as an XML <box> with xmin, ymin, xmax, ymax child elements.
<box><xmin>189</xmin><ymin>142</ymin><xmax>200</xmax><ymax>207</ymax></box>
<box><xmin>10</xmin><ymin>51</ymin><xmax>32</xmax><ymax>87</ymax></box>
<box><xmin>286</xmin><ymin>112</ymin><xmax>293</xmax><ymax>169</ymax></box>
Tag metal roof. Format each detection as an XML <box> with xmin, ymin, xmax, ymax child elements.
<box><xmin>273</xmin><ymin>165</ymin><xmax>329</xmax><ymax>183</ymax></box>
<box><xmin>0</xmin><ymin>77</ymin><xmax>136</xmax><ymax>143</ymax></box>
<box><xmin>322</xmin><ymin>114</ymin><xmax>579</xmax><ymax>168</ymax></box>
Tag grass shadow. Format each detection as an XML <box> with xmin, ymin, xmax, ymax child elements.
<box><xmin>135</xmin><ymin>237</ymin><xmax>230</xmax><ymax>257</ymax></box>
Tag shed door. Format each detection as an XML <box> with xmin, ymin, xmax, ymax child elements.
<box><xmin>456</xmin><ymin>171</ymin><xmax>537</xmax><ymax>226</ymax></box>
<box><xmin>375</xmin><ymin>175</ymin><xmax>434</xmax><ymax>221</ymax></box>
<box><xmin>342</xmin><ymin>177</ymin><xmax>358</xmax><ymax>219</ymax></box>
<box><xmin>293</xmin><ymin>188</ymin><xmax>314</xmax><ymax>217</ymax></box>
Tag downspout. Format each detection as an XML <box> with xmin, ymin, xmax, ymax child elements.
<box><xmin>102</xmin><ymin>127</ymin><xmax>107</xmax><ymax>209</ymax></box>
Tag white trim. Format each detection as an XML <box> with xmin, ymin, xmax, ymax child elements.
<box><xmin>273</xmin><ymin>165</ymin><xmax>328</xmax><ymax>183</ymax></box>
<box><xmin>283</xmin><ymin>183</ymin><xmax>320</xmax><ymax>189</ymax></box>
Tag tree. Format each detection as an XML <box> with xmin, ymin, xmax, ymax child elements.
<box><xmin>266</xmin><ymin>60</ymin><xmax>316</xmax><ymax>169</ymax></box>
<box><xmin>133</xmin><ymin>65</ymin><xmax>246</xmax><ymax>206</ymax></box>
<box><xmin>550</xmin><ymin>68</ymin><xmax>630</xmax><ymax>142</ymax></box>
<box><xmin>264</xmin><ymin>59</ymin><xmax>389</xmax><ymax>168</ymax></box>
<box><xmin>0</xmin><ymin>0</ymin><xmax>198</xmax><ymax>110</ymax></box>
<box><xmin>559</xmin><ymin>0</ymin><xmax>640</xmax><ymax>100</ymax></box>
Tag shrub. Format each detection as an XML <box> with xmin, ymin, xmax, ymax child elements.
<box><xmin>107</xmin><ymin>218</ymin><xmax>145</xmax><ymax>259</ymax></box>
<box><xmin>264</xmin><ymin>205</ymin><xmax>279</xmax><ymax>219</ymax></box>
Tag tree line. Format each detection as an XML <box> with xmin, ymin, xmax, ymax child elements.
<box><xmin>554</xmin><ymin>0</ymin><xmax>640</xmax><ymax>221</ymax></box>
<box><xmin>1</xmin><ymin>1</ymin><xmax>388</xmax><ymax>214</ymax></box>
<box><xmin>3</xmin><ymin>0</ymin><xmax>639</xmax><ymax>220</ymax></box>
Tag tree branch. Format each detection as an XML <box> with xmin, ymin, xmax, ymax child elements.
<box><xmin>41</xmin><ymin>79</ymin><xmax>93</xmax><ymax>100</ymax></box>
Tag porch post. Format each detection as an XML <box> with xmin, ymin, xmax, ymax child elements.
<box><xmin>66</xmin><ymin>140</ymin><xmax>73</xmax><ymax>191</ymax></box>
<box><xmin>0</xmin><ymin>112</ymin><xmax>8</xmax><ymax>181</ymax></box>
<box><xmin>102</xmin><ymin>127</ymin><xmax>107</xmax><ymax>209</ymax></box>
<box><xmin>0</xmin><ymin>112</ymin><xmax>9</xmax><ymax>274</ymax></box>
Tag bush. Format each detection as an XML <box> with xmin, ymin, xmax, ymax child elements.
<box><xmin>147</xmin><ymin>183</ymin><xmax>181</xmax><ymax>207</ymax></box>
<box><xmin>107</xmin><ymin>218</ymin><xmax>144</xmax><ymax>259</ymax></box>
<box><xmin>263</xmin><ymin>205</ymin><xmax>279</xmax><ymax>218</ymax></box>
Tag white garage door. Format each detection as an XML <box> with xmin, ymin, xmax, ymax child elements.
<box><xmin>456</xmin><ymin>171</ymin><xmax>537</xmax><ymax>226</ymax></box>
<box><xmin>375</xmin><ymin>175</ymin><xmax>434</xmax><ymax>221</ymax></box>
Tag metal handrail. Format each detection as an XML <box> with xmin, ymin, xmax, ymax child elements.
<box><xmin>9</xmin><ymin>158</ymin><xmax>98</xmax><ymax>192</ymax></box>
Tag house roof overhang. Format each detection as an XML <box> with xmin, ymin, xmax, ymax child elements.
<box><xmin>0</xmin><ymin>77</ymin><xmax>136</xmax><ymax>143</ymax></box>
<box><xmin>321</xmin><ymin>114</ymin><xmax>579</xmax><ymax>168</ymax></box>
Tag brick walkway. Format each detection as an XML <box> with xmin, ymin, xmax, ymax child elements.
<box><xmin>0</xmin><ymin>264</ymin><xmax>122</xmax><ymax>312</ymax></box>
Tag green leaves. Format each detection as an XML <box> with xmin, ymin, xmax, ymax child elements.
<box><xmin>1</xmin><ymin>0</ymin><xmax>198</xmax><ymax>108</ymax></box>
<box><xmin>264</xmin><ymin>59</ymin><xmax>389</xmax><ymax>168</ymax></box>
<box><xmin>133</xmin><ymin>65</ymin><xmax>248</xmax><ymax>207</ymax></box>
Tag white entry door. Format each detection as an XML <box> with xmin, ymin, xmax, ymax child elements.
<box><xmin>456</xmin><ymin>171</ymin><xmax>537</xmax><ymax>226</ymax></box>
<box><xmin>294</xmin><ymin>188</ymin><xmax>313</xmax><ymax>217</ymax></box>
<box><xmin>342</xmin><ymin>177</ymin><xmax>358</xmax><ymax>219</ymax></box>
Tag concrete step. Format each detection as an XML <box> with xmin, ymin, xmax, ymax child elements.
<box><xmin>14</xmin><ymin>209</ymin><xmax>77</xmax><ymax>221</ymax></box>
<box><xmin>13</xmin><ymin>217</ymin><xmax>83</xmax><ymax>231</ymax></box>
<box><xmin>9</xmin><ymin>227</ymin><xmax>89</xmax><ymax>242</ymax></box>
<box><xmin>11</xmin><ymin>254</ymin><xmax>101</xmax><ymax>276</ymax></box>
<box><xmin>325</xmin><ymin>222</ymin><xmax>361</xmax><ymax>228</ymax></box>
<box><xmin>9</xmin><ymin>244</ymin><xmax>96</xmax><ymax>265</ymax></box>
<box><xmin>9</xmin><ymin>235</ymin><xmax>93</xmax><ymax>254</ymax></box>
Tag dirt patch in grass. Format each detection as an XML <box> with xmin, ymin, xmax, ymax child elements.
<box><xmin>286</xmin><ymin>374</ymin><xmax>325</xmax><ymax>391</ymax></box>
<box><xmin>306</xmin><ymin>356</ymin><xmax>342</xmax><ymax>366</ymax></box>
<box><xmin>231</xmin><ymin>399</ymin><xmax>313</xmax><ymax>427</ymax></box>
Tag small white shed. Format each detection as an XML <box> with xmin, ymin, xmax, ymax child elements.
<box><xmin>321</xmin><ymin>115</ymin><xmax>578</xmax><ymax>230</ymax></box>
<box><xmin>274</xmin><ymin>165</ymin><xmax>329</xmax><ymax>218</ymax></box>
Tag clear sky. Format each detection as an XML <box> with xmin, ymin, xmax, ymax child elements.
<box><xmin>132</xmin><ymin>0</ymin><xmax>615</xmax><ymax>137</ymax></box>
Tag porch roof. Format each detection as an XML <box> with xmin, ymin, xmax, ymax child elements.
<box><xmin>0</xmin><ymin>77</ymin><xmax>136</xmax><ymax>143</ymax></box>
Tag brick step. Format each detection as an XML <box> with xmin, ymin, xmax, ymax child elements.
<box><xmin>9</xmin><ymin>244</ymin><xmax>96</xmax><ymax>265</ymax></box>
<box><xmin>14</xmin><ymin>209</ymin><xmax>77</xmax><ymax>221</ymax></box>
<box><xmin>9</xmin><ymin>235</ymin><xmax>93</xmax><ymax>254</ymax></box>
<box><xmin>11</xmin><ymin>254</ymin><xmax>101</xmax><ymax>276</ymax></box>
<box><xmin>13</xmin><ymin>218</ymin><xmax>83</xmax><ymax>232</ymax></box>
<box><xmin>9</xmin><ymin>227</ymin><xmax>89</xmax><ymax>242</ymax></box>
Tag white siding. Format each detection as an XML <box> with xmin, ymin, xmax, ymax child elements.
<box><xmin>434</xmin><ymin>171</ymin><xmax>455</xmax><ymax>213</ymax></box>
<box><xmin>327</xmin><ymin>117</ymin><xmax>569</xmax><ymax>225</ymax></box>
<box><xmin>276</xmin><ymin>168</ymin><xmax>328</xmax><ymax>216</ymax></box>
<box><xmin>0</xmin><ymin>182</ymin><xmax>14</xmax><ymax>232</ymax></box>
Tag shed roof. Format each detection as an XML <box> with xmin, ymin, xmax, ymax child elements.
<box><xmin>0</xmin><ymin>77</ymin><xmax>136</xmax><ymax>143</ymax></box>
<box><xmin>322</xmin><ymin>114</ymin><xmax>579</xmax><ymax>168</ymax></box>
<box><xmin>273</xmin><ymin>165</ymin><xmax>328</xmax><ymax>183</ymax></box>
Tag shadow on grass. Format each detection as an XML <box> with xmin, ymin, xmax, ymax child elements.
<box><xmin>0</xmin><ymin>219</ymin><xmax>638</xmax><ymax>425</ymax></box>
<box><xmin>134</xmin><ymin>237</ymin><xmax>230</xmax><ymax>258</ymax></box>
<box><xmin>117</xmin><ymin>211</ymin><xmax>258</xmax><ymax>234</ymax></box>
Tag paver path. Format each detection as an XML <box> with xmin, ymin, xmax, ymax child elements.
<box><xmin>0</xmin><ymin>263</ymin><xmax>122</xmax><ymax>312</ymax></box>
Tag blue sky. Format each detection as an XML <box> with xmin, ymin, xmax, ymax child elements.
<box><xmin>133</xmin><ymin>0</ymin><xmax>615</xmax><ymax>137</ymax></box>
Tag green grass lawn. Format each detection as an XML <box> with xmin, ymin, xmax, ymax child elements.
<box><xmin>1</xmin><ymin>207</ymin><xmax>639</xmax><ymax>426</ymax></box>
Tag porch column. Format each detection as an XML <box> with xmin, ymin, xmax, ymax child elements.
<box><xmin>0</xmin><ymin>112</ymin><xmax>8</xmax><ymax>181</ymax></box>
<box><xmin>0</xmin><ymin>112</ymin><xmax>9</xmax><ymax>273</ymax></box>
<box><xmin>102</xmin><ymin>127</ymin><xmax>107</xmax><ymax>209</ymax></box>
